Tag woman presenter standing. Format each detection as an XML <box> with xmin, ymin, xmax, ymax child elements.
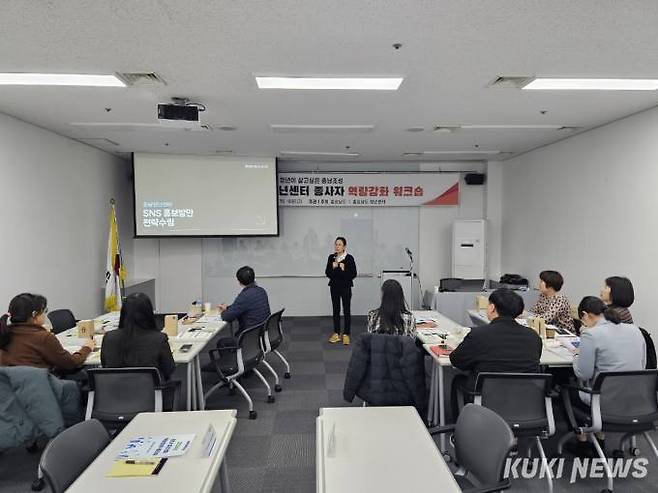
<box><xmin>325</xmin><ymin>236</ymin><xmax>357</xmax><ymax>345</ymax></box>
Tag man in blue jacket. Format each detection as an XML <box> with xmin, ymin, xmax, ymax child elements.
<box><xmin>219</xmin><ymin>266</ymin><xmax>271</xmax><ymax>335</ymax></box>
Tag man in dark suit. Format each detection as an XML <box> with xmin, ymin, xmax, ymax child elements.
<box><xmin>219</xmin><ymin>266</ymin><xmax>271</xmax><ymax>335</ymax></box>
<box><xmin>449</xmin><ymin>288</ymin><xmax>542</xmax><ymax>419</ymax></box>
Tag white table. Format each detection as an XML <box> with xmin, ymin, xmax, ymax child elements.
<box><xmin>413</xmin><ymin>310</ymin><xmax>574</xmax><ymax>451</ymax></box>
<box><xmin>316</xmin><ymin>407</ymin><xmax>462</xmax><ymax>493</ymax></box>
<box><xmin>57</xmin><ymin>313</ymin><xmax>228</xmax><ymax>411</ymax></box>
<box><xmin>66</xmin><ymin>410</ymin><xmax>237</xmax><ymax>493</ymax></box>
<box><xmin>431</xmin><ymin>289</ymin><xmax>539</xmax><ymax>326</ymax></box>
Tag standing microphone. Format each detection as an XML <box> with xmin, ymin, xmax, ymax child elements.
<box><xmin>405</xmin><ymin>247</ymin><xmax>413</xmax><ymax>259</ymax></box>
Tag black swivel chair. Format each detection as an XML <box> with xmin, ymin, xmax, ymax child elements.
<box><xmin>39</xmin><ymin>419</ymin><xmax>110</xmax><ymax>493</ymax></box>
<box><xmin>47</xmin><ymin>309</ymin><xmax>77</xmax><ymax>334</ymax></box>
<box><xmin>260</xmin><ymin>309</ymin><xmax>291</xmax><ymax>391</ymax></box>
<box><xmin>473</xmin><ymin>373</ymin><xmax>556</xmax><ymax>493</ymax></box>
<box><xmin>86</xmin><ymin>367</ymin><xmax>165</xmax><ymax>433</ymax></box>
<box><xmin>204</xmin><ymin>321</ymin><xmax>275</xmax><ymax>419</ymax></box>
<box><xmin>557</xmin><ymin>370</ymin><xmax>658</xmax><ymax>493</ymax></box>
<box><xmin>431</xmin><ymin>403</ymin><xmax>514</xmax><ymax>492</ymax></box>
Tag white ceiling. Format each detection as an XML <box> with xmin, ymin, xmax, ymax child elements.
<box><xmin>1</xmin><ymin>0</ymin><xmax>657</xmax><ymax>162</ymax></box>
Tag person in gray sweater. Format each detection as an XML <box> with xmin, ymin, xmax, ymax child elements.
<box><xmin>567</xmin><ymin>296</ymin><xmax>645</xmax><ymax>457</ymax></box>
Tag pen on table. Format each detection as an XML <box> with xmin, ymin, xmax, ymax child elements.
<box><xmin>124</xmin><ymin>460</ymin><xmax>159</xmax><ymax>465</ymax></box>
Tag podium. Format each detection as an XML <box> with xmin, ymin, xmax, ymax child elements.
<box><xmin>381</xmin><ymin>270</ymin><xmax>415</xmax><ymax>309</ymax></box>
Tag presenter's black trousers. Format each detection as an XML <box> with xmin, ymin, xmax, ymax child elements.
<box><xmin>330</xmin><ymin>286</ymin><xmax>352</xmax><ymax>335</ymax></box>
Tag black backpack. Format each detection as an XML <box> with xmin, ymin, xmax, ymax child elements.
<box><xmin>499</xmin><ymin>274</ymin><xmax>529</xmax><ymax>286</ymax></box>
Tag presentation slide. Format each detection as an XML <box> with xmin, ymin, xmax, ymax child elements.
<box><xmin>133</xmin><ymin>153</ymin><xmax>278</xmax><ymax>237</ymax></box>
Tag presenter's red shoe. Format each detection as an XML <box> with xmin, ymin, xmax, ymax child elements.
<box><xmin>342</xmin><ymin>335</ymin><xmax>350</xmax><ymax>345</ymax></box>
<box><xmin>328</xmin><ymin>332</ymin><xmax>341</xmax><ymax>344</ymax></box>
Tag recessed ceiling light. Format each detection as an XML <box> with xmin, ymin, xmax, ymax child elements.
<box><xmin>434</xmin><ymin>124</ymin><xmax>577</xmax><ymax>130</ymax></box>
<box><xmin>523</xmin><ymin>78</ymin><xmax>658</xmax><ymax>91</ymax></box>
<box><xmin>405</xmin><ymin>126</ymin><xmax>425</xmax><ymax>133</ymax></box>
<box><xmin>461</xmin><ymin>124</ymin><xmax>567</xmax><ymax>129</ymax></box>
<box><xmin>255</xmin><ymin>76</ymin><xmax>403</xmax><ymax>90</ymax></box>
<box><xmin>270</xmin><ymin>124</ymin><xmax>374</xmax><ymax>133</ymax></box>
<box><xmin>433</xmin><ymin>126</ymin><xmax>459</xmax><ymax>133</ymax></box>
<box><xmin>279</xmin><ymin>151</ymin><xmax>361</xmax><ymax>158</ymax></box>
<box><xmin>0</xmin><ymin>73</ymin><xmax>125</xmax><ymax>87</ymax></box>
<box><xmin>421</xmin><ymin>150</ymin><xmax>503</xmax><ymax>155</ymax></box>
<box><xmin>402</xmin><ymin>152</ymin><xmax>424</xmax><ymax>157</ymax></box>
<box><xmin>215</xmin><ymin>125</ymin><xmax>238</xmax><ymax>131</ymax></box>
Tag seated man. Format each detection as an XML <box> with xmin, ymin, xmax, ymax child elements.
<box><xmin>219</xmin><ymin>266</ymin><xmax>271</xmax><ymax>336</ymax></box>
<box><xmin>532</xmin><ymin>270</ymin><xmax>575</xmax><ymax>332</ymax></box>
<box><xmin>449</xmin><ymin>288</ymin><xmax>543</xmax><ymax>419</ymax></box>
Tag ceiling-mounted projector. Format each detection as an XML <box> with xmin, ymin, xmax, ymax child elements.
<box><xmin>157</xmin><ymin>98</ymin><xmax>203</xmax><ymax>128</ymax></box>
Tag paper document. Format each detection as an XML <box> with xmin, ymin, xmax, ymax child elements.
<box><xmin>117</xmin><ymin>434</ymin><xmax>195</xmax><ymax>459</ymax></box>
<box><xmin>558</xmin><ymin>336</ymin><xmax>580</xmax><ymax>353</ymax></box>
<box><xmin>546</xmin><ymin>345</ymin><xmax>576</xmax><ymax>360</ymax></box>
<box><xmin>177</xmin><ymin>331</ymin><xmax>212</xmax><ymax>340</ymax></box>
<box><xmin>201</xmin><ymin>425</ymin><xmax>218</xmax><ymax>457</ymax></box>
<box><xmin>197</xmin><ymin>315</ymin><xmax>223</xmax><ymax>324</ymax></box>
<box><xmin>107</xmin><ymin>458</ymin><xmax>166</xmax><ymax>477</ymax></box>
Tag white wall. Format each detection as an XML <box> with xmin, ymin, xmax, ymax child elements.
<box><xmin>132</xmin><ymin>161</ymin><xmax>489</xmax><ymax>315</ymax></box>
<box><xmin>500</xmin><ymin>105</ymin><xmax>658</xmax><ymax>332</ymax></box>
<box><xmin>0</xmin><ymin>113</ymin><xmax>132</xmax><ymax>319</ymax></box>
<box><xmin>485</xmin><ymin>161</ymin><xmax>504</xmax><ymax>280</ymax></box>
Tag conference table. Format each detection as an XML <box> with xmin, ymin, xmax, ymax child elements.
<box><xmin>56</xmin><ymin>312</ymin><xmax>228</xmax><ymax>411</ymax></box>
<box><xmin>316</xmin><ymin>406</ymin><xmax>462</xmax><ymax>493</ymax></box>
<box><xmin>413</xmin><ymin>309</ymin><xmax>575</xmax><ymax>452</ymax></box>
<box><xmin>66</xmin><ymin>410</ymin><xmax>237</xmax><ymax>493</ymax></box>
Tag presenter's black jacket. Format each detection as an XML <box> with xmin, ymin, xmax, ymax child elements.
<box><xmin>449</xmin><ymin>316</ymin><xmax>542</xmax><ymax>390</ymax></box>
<box><xmin>325</xmin><ymin>254</ymin><xmax>357</xmax><ymax>288</ymax></box>
<box><xmin>101</xmin><ymin>328</ymin><xmax>176</xmax><ymax>380</ymax></box>
<box><xmin>343</xmin><ymin>333</ymin><xmax>426</xmax><ymax>416</ymax></box>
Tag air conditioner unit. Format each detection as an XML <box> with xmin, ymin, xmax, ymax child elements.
<box><xmin>452</xmin><ymin>220</ymin><xmax>486</xmax><ymax>279</ymax></box>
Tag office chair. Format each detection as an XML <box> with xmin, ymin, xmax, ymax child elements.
<box><xmin>204</xmin><ymin>321</ymin><xmax>274</xmax><ymax>419</ymax></box>
<box><xmin>39</xmin><ymin>419</ymin><xmax>110</xmax><ymax>493</ymax></box>
<box><xmin>473</xmin><ymin>373</ymin><xmax>556</xmax><ymax>493</ymax></box>
<box><xmin>261</xmin><ymin>309</ymin><xmax>291</xmax><ymax>391</ymax></box>
<box><xmin>86</xmin><ymin>367</ymin><xmax>165</xmax><ymax>433</ymax></box>
<box><xmin>47</xmin><ymin>309</ymin><xmax>77</xmax><ymax>334</ymax></box>
<box><xmin>557</xmin><ymin>370</ymin><xmax>658</xmax><ymax>493</ymax></box>
<box><xmin>639</xmin><ymin>328</ymin><xmax>657</xmax><ymax>369</ymax></box>
<box><xmin>431</xmin><ymin>403</ymin><xmax>514</xmax><ymax>492</ymax></box>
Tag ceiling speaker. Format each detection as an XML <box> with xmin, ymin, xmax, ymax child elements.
<box><xmin>464</xmin><ymin>173</ymin><xmax>486</xmax><ymax>185</ymax></box>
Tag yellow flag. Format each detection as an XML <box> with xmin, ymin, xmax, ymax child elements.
<box><xmin>104</xmin><ymin>203</ymin><xmax>126</xmax><ymax>311</ymax></box>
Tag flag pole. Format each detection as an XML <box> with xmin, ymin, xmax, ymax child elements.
<box><xmin>109</xmin><ymin>198</ymin><xmax>126</xmax><ymax>297</ymax></box>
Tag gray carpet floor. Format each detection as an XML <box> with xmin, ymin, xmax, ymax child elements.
<box><xmin>1</xmin><ymin>316</ymin><xmax>657</xmax><ymax>492</ymax></box>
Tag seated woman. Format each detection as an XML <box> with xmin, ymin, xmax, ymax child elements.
<box><xmin>101</xmin><ymin>292</ymin><xmax>178</xmax><ymax>410</ymax></box>
<box><xmin>367</xmin><ymin>279</ymin><xmax>416</xmax><ymax>338</ymax></box>
<box><xmin>566</xmin><ymin>296</ymin><xmax>645</xmax><ymax>457</ymax></box>
<box><xmin>0</xmin><ymin>293</ymin><xmax>94</xmax><ymax>374</ymax></box>
<box><xmin>532</xmin><ymin>270</ymin><xmax>575</xmax><ymax>332</ymax></box>
<box><xmin>600</xmin><ymin>276</ymin><xmax>634</xmax><ymax>324</ymax></box>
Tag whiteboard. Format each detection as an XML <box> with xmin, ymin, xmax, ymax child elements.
<box><xmin>202</xmin><ymin>206</ymin><xmax>419</xmax><ymax>278</ymax></box>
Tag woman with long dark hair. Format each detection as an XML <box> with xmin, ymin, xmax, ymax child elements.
<box><xmin>101</xmin><ymin>292</ymin><xmax>176</xmax><ymax>387</ymax></box>
<box><xmin>0</xmin><ymin>293</ymin><xmax>94</xmax><ymax>372</ymax></box>
<box><xmin>367</xmin><ymin>279</ymin><xmax>416</xmax><ymax>337</ymax></box>
<box><xmin>326</xmin><ymin>236</ymin><xmax>357</xmax><ymax>345</ymax></box>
